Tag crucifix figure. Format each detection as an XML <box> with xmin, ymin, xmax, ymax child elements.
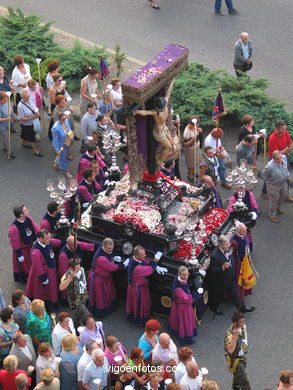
<box><xmin>133</xmin><ymin>79</ymin><xmax>175</xmax><ymax>168</ymax></box>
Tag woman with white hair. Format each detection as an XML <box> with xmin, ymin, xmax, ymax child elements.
<box><xmin>168</xmin><ymin>266</ymin><xmax>197</xmax><ymax>345</ymax></box>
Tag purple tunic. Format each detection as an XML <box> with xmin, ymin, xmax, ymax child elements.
<box><xmin>126</xmin><ymin>257</ymin><xmax>155</xmax><ymax>326</ymax></box>
<box><xmin>26</xmin><ymin>238</ymin><xmax>61</xmax><ymax>311</ymax></box>
<box><xmin>88</xmin><ymin>247</ymin><xmax>123</xmax><ymax>317</ymax></box>
<box><xmin>9</xmin><ymin>217</ymin><xmax>40</xmax><ymax>282</ymax></box>
<box><xmin>168</xmin><ymin>278</ymin><xmax>197</xmax><ymax>345</ymax></box>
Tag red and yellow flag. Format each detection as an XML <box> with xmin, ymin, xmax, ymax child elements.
<box><xmin>238</xmin><ymin>248</ymin><xmax>257</xmax><ymax>290</ymax></box>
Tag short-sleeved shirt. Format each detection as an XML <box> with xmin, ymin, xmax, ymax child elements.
<box><xmin>17</xmin><ymin>100</ymin><xmax>36</xmax><ymax>126</ymax></box>
<box><xmin>0</xmin><ymin>320</ymin><xmax>19</xmax><ymax>355</ymax></box>
<box><xmin>268</xmin><ymin>130</ymin><xmax>292</xmax><ymax>158</ymax></box>
<box><xmin>82</xmin><ymin>358</ymin><xmax>109</xmax><ymax>389</ymax></box>
<box><xmin>0</xmin><ymin>103</ymin><xmax>9</xmax><ymax>130</ymax></box>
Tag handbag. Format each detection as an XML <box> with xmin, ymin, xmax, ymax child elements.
<box><xmin>64</xmin><ymin>127</ymin><xmax>74</xmax><ymax>147</ymax></box>
<box><xmin>21</xmin><ymin>101</ymin><xmax>41</xmax><ymax>133</ymax></box>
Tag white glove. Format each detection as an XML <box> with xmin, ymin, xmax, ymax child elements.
<box><xmin>104</xmin><ymin>172</ymin><xmax>109</xmax><ymax>177</ymax></box>
<box><xmin>123</xmin><ymin>258</ymin><xmax>130</xmax><ymax>267</ymax></box>
<box><xmin>250</xmin><ymin>211</ymin><xmax>257</xmax><ymax>221</ymax></box>
<box><xmin>154</xmin><ymin>251</ymin><xmax>163</xmax><ymax>261</ymax></box>
<box><xmin>82</xmin><ymin>202</ymin><xmax>90</xmax><ymax>208</ymax></box>
<box><xmin>18</xmin><ymin>256</ymin><xmax>25</xmax><ymax>262</ymax></box>
<box><xmin>113</xmin><ymin>256</ymin><xmax>122</xmax><ymax>263</ymax></box>
<box><xmin>156</xmin><ymin>266</ymin><xmax>168</xmax><ymax>275</ymax></box>
<box><xmin>198</xmin><ymin>269</ymin><xmax>206</xmax><ymax>277</ymax></box>
<box><xmin>42</xmin><ymin>279</ymin><xmax>49</xmax><ymax>285</ymax></box>
<box><xmin>104</xmin><ymin>180</ymin><xmax>110</xmax><ymax>186</ymax></box>
<box><xmin>197</xmin><ymin>287</ymin><xmax>204</xmax><ymax>294</ymax></box>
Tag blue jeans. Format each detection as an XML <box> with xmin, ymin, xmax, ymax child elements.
<box><xmin>218</xmin><ymin>157</ymin><xmax>227</xmax><ymax>184</ymax></box>
<box><xmin>215</xmin><ymin>0</ymin><xmax>235</xmax><ymax>12</ymax></box>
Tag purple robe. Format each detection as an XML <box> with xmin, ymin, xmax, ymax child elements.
<box><xmin>126</xmin><ymin>257</ymin><xmax>156</xmax><ymax>326</ymax></box>
<box><xmin>168</xmin><ymin>277</ymin><xmax>197</xmax><ymax>345</ymax></box>
<box><xmin>26</xmin><ymin>238</ymin><xmax>61</xmax><ymax>311</ymax></box>
<box><xmin>40</xmin><ymin>212</ymin><xmax>61</xmax><ymax>233</ymax></box>
<box><xmin>88</xmin><ymin>246</ymin><xmax>124</xmax><ymax>317</ymax></box>
<box><xmin>231</xmin><ymin>234</ymin><xmax>253</xmax><ymax>300</ymax></box>
<box><xmin>9</xmin><ymin>217</ymin><xmax>40</xmax><ymax>282</ymax></box>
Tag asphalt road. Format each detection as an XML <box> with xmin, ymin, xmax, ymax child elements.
<box><xmin>1</xmin><ymin>0</ymin><xmax>293</xmax><ymax>110</ymax></box>
<box><xmin>0</xmin><ymin>1</ymin><xmax>293</xmax><ymax>388</ymax></box>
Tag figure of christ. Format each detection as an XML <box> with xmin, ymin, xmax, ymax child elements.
<box><xmin>133</xmin><ymin>79</ymin><xmax>176</xmax><ymax>168</ymax></box>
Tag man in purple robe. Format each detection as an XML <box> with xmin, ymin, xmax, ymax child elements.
<box><xmin>26</xmin><ymin>229</ymin><xmax>62</xmax><ymax>312</ymax></box>
<box><xmin>9</xmin><ymin>204</ymin><xmax>40</xmax><ymax>282</ymax></box>
<box><xmin>231</xmin><ymin>222</ymin><xmax>253</xmax><ymax>302</ymax></box>
<box><xmin>168</xmin><ymin>265</ymin><xmax>197</xmax><ymax>345</ymax></box>
<box><xmin>88</xmin><ymin>238</ymin><xmax>129</xmax><ymax>317</ymax></box>
<box><xmin>77</xmin><ymin>143</ymin><xmax>106</xmax><ymax>183</ymax></box>
<box><xmin>78</xmin><ymin>169</ymin><xmax>102</xmax><ymax>208</ymax></box>
<box><xmin>40</xmin><ymin>201</ymin><xmax>61</xmax><ymax>233</ymax></box>
<box><xmin>126</xmin><ymin>245</ymin><xmax>168</xmax><ymax>326</ymax></box>
<box><xmin>58</xmin><ymin>235</ymin><xmax>95</xmax><ymax>304</ymax></box>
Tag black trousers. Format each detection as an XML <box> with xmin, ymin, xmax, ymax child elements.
<box><xmin>209</xmin><ymin>281</ymin><xmax>242</xmax><ymax>311</ymax></box>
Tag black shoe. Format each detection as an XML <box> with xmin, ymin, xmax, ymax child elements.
<box><xmin>241</xmin><ymin>305</ymin><xmax>255</xmax><ymax>313</ymax></box>
<box><xmin>215</xmin><ymin>11</ymin><xmax>225</xmax><ymax>15</ymax></box>
<box><xmin>74</xmin><ymin>135</ymin><xmax>81</xmax><ymax>140</ymax></box>
<box><xmin>33</xmin><ymin>152</ymin><xmax>44</xmax><ymax>157</ymax></box>
<box><xmin>228</xmin><ymin>9</ymin><xmax>238</xmax><ymax>14</ymax></box>
<box><xmin>212</xmin><ymin>309</ymin><xmax>224</xmax><ymax>319</ymax></box>
<box><xmin>8</xmin><ymin>153</ymin><xmax>16</xmax><ymax>159</ymax></box>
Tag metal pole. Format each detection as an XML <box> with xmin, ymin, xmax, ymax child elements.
<box><xmin>6</xmin><ymin>92</ymin><xmax>12</xmax><ymax>159</ymax></box>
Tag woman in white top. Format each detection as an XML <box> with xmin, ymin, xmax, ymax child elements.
<box><xmin>110</xmin><ymin>78</ymin><xmax>123</xmax><ymax>107</ymax></box>
<box><xmin>36</xmin><ymin>342</ymin><xmax>59</xmax><ymax>384</ymax></box>
<box><xmin>182</xmin><ymin>115</ymin><xmax>203</xmax><ymax>182</ymax></box>
<box><xmin>11</xmin><ymin>55</ymin><xmax>32</xmax><ymax>106</ymax></box>
<box><xmin>52</xmin><ymin>312</ymin><xmax>76</xmax><ymax>356</ymax></box>
<box><xmin>80</xmin><ymin>66</ymin><xmax>101</xmax><ymax>118</ymax></box>
<box><xmin>46</xmin><ymin>60</ymin><xmax>60</xmax><ymax>90</ymax></box>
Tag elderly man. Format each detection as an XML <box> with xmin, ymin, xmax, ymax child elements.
<box><xmin>77</xmin><ymin>340</ymin><xmax>99</xmax><ymax>388</ymax></box>
<box><xmin>10</xmin><ymin>332</ymin><xmax>36</xmax><ymax>372</ymax></box>
<box><xmin>82</xmin><ymin>348</ymin><xmax>110</xmax><ymax>390</ymax></box>
<box><xmin>15</xmin><ymin>373</ymin><xmax>29</xmax><ymax>390</ymax></box>
<box><xmin>207</xmin><ymin>235</ymin><xmax>255</xmax><ymax>317</ymax></box>
<box><xmin>261</xmin><ymin>151</ymin><xmax>290</xmax><ymax>223</ymax></box>
<box><xmin>225</xmin><ymin>311</ymin><xmax>251</xmax><ymax>390</ymax></box>
<box><xmin>233</xmin><ymin>33</ymin><xmax>253</xmax><ymax>76</ymax></box>
<box><xmin>180</xmin><ymin>361</ymin><xmax>203</xmax><ymax>390</ymax></box>
<box><xmin>204</xmin><ymin>128</ymin><xmax>231</xmax><ymax>188</ymax></box>
<box><xmin>152</xmin><ymin>332</ymin><xmax>178</xmax><ymax>366</ymax></box>
<box><xmin>236</xmin><ymin>135</ymin><xmax>257</xmax><ymax>167</ymax></box>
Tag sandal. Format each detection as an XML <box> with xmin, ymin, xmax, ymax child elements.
<box><xmin>67</xmin><ymin>153</ymin><xmax>73</xmax><ymax>161</ymax></box>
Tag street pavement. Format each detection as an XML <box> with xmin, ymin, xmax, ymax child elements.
<box><xmin>0</xmin><ymin>1</ymin><xmax>293</xmax><ymax>388</ymax></box>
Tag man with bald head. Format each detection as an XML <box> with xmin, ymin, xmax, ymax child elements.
<box><xmin>152</xmin><ymin>332</ymin><xmax>178</xmax><ymax>366</ymax></box>
<box><xmin>180</xmin><ymin>361</ymin><xmax>203</xmax><ymax>390</ymax></box>
<box><xmin>234</xmin><ymin>33</ymin><xmax>253</xmax><ymax>76</ymax></box>
<box><xmin>82</xmin><ymin>348</ymin><xmax>110</xmax><ymax>390</ymax></box>
<box><xmin>215</xmin><ymin>0</ymin><xmax>238</xmax><ymax>15</ymax></box>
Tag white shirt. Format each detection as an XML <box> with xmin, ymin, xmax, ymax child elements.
<box><xmin>19</xmin><ymin>345</ymin><xmax>33</xmax><ymax>360</ymax></box>
<box><xmin>11</xmin><ymin>64</ymin><xmax>32</xmax><ymax>94</ymax></box>
<box><xmin>77</xmin><ymin>351</ymin><xmax>93</xmax><ymax>381</ymax></box>
<box><xmin>36</xmin><ymin>354</ymin><xmax>57</xmax><ymax>384</ymax></box>
<box><xmin>204</xmin><ymin>133</ymin><xmax>222</xmax><ymax>151</ymax></box>
<box><xmin>152</xmin><ymin>339</ymin><xmax>178</xmax><ymax>365</ymax></box>
<box><xmin>52</xmin><ymin>318</ymin><xmax>76</xmax><ymax>356</ymax></box>
<box><xmin>180</xmin><ymin>372</ymin><xmax>203</xmax><ymax>390</ymax></box>
<box><xmin>111</xmin><ymin>88</ymin><xmax>123</xmax><ymax>104</ymax></box>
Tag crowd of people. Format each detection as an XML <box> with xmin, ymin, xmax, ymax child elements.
<box><xmin>0</xmin><ymin>51</ymin><xmax>292</xmax><ymax>390</ymax></box>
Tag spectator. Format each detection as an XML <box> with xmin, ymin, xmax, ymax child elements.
<box><xmin>204</xmin><ymin>128</ymin><xmax>231</xmax><ymax>188</ymax></box>
<box><xmin>11</xmin><ymin>55</ymin><xmax>32</xmax><ymax>106</ymax></box>
<box><xmin>52</xmin><ymin>95</ymin><xmax>76</xmax><ymax>148</ymax></box>
<box><xmin>17</xmin><ymin>89</ymin><xmax>43</xmax><ymax>156</ymax></box>
<box><xmin>233</xmin><ymin>33</ymin><xmax>252</xmax><ymax>76</ymax></box>
<box><xmin>10</xmin><ymin>332</ymin><xmax>36</xmax><ymax>372</ymax></box>
<box><xmin>46</xmin><ymin>60</ymin><xmax>60</xmax><ymax>90</ymax></box>
<box><xmin>175</xmin><ymin>347</ymin><xmax>195</xmax><ymax>384</ymax></box>
<box><xmin>138</xmin><ymin>319</ymin><xmax>161</xmax><ymax>364</ymax></box>
<box><xmin>11</xmin><ymin>290</ymin><xmax>31</xmax><ymax>334</ymax></box>
<box><xmin>182</xmin><ymin>116</ymin><xmax>203</xmax><ymax>183</ymax></box>
<box><xmin>127</xmin><ymin>348</ymin><xmax>147</xmax><ymax>385</ymax></box>
<box><xmin>81</xmin><ymin>102</ymin><xmax>100</xmax><ymax>144</ymax></box>
<box><xmin>80</xmin><ymin>66</ymin><xmax>101</xmax><ymax>118</ymax></box>
<box><xmin>110</xmin><ymin>78</ymin><xmax>123</xmax><ymax>107</ymax></box>
<box><xmin>52</xmin><ymin>312</ymin><xmax>76</xmax><ymax>356</ymax></box>
<box><xmin>180</xmin><ymin>361</ymin><xmax>203</xmax><ymax>390</ymax></box>
<box><xmin>0</xmin><ymin>66</ymin><xmax>13</xmax><ymax>92</ymax></box>
<box><xmin>98</xmin><ymin>90</ymin><xmax>115</xmax><ymax>117</ymax></box>
<box><xmin>78</xmin><ymin>314</ymin><xmax>105</xmax><ymax>349</ymax></box>
<box><xmin>77</xmin><ymin>340</ymin><xmax>99</xmax><ymax>388</ymax></box>
<box><xmin>143</xmin><ymin>371</ymin><xmax>164</xmax><ymax>390</ymax></box>
<box><xmin>52</xmin><ymin>111</ymin><xmax>73</xmax><ymax>178</ymax></box>
<box><xmin>48</xmin><ymin>73</ymin><xmax>66</xmax><ymax>116</ymax></box>
<box><xmin>236</xmin><ymin>134</ymin><xmax>257</xmax><ymax>167</ymax></box>
<box><xmin>0</xmin><ymin>307</ymin><xmax>19</xmax><ymax>364</ymax></box>
<box><xmin>33</xmin><ymin>368</ymin><xmax>60</xmax><ymax>390</ymax></box>
<box><xmin>114</xmin><ymin>364</ymin><xmax>135</xmax><ymax>390</ymax></box>
<box><xmin>0</xmin><ymin>90</ymin><xmax>15</xmax><ymax>158</ymax></box>
<box><xmin>0</xmin><ymin>289</ymin><xmax>6</xmax><ymax>311</ymax></box>
<box><xmin>202</xmin><ymin>381</ymin><xmax>220</xmax><ymax>390</ymax></box>
<box><xmin>26</xmin><ymin>300</ymin><xmax>52</xmax><ymax>349</ymax></box>
<box><xmin>0</xmin><ymin>355</ymin><xmax>31</xmax><ymax>390</ymax></box>
<box><xmin>201</xmin><ymin>146</ymin><xmax>219</xmax><ymax>185</ymax></box>
<box><xmin>152</xmin><ymin>333</ymin><xmax>178</xmax><ymax>366</ymax></box>
<box><xmin>104</xmin><ymin>335</ymin><xmax>128</xmax><ymax>383</ymax></box>
<box><xmin>82</xmin><ymin>348</ymin><xmax>109</xmax><ymax>390</ymax></box>
<box><xmin>277</xmin><ymin>370</ymin><xmax>293</xmax><ymax>390</ymax></box>
<box><xmin>268</xmin><ymin>120</ymin><xmax>293</xmax><ymax>160</ymax></box>
<box><xmin>238</xmin><ymin>114</ymin><xmax>263</xmax><ymax>156</ymax></box>
<box><xmin>15</xmin><ymin>372</ymin><xmax>29</xmax><ymax>390</ymax></box>
<box><xmin>59</xmin><ymin>334</ymin><xmax>83</xmax><ymax>390</ymax></box>
<box><xmin>261</xmin><ymin>151</ymin><xmax>290</xmax><ymax>223</ymax></box>
<box><xmin>36</xmin><ymin>342</ymin><xmax>58</xmax><ymax>384</ymax></box>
